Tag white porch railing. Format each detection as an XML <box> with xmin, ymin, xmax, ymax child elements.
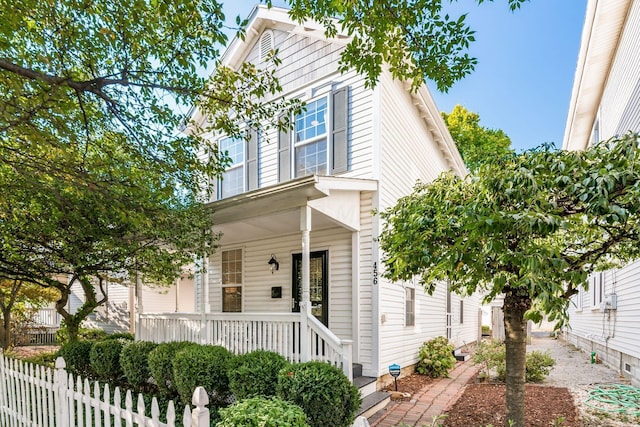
<box><xmin>33</xmin><ymin>308</ymin><xmax>61</xmax><ymax>327</ymax></box>
<box><xmin>138</xmin><ymin>312</ymin><xmax>353</xmax><ymax>380</ymax></box>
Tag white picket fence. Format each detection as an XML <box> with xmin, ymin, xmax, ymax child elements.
<box><xmin>0</xmin><ymin>355</ymin><xmax>211</xmax><ymax>427</ymax></box>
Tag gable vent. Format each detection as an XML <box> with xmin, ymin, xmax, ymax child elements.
<box><xmin>259</xmin><ymin>30</ymin><xmax>274</xmax><ymax>62</ymax></box>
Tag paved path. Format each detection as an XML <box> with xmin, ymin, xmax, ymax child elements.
<box><xmin>368</xmin><ymin>359</ymin><xmax>481</xmax><ymax>427</ymax></box>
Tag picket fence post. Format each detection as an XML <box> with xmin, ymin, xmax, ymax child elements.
<box><xmin>54</xmin><ymin>357</ymin><xmax>70</xmax><ymax>427</ymax></box>
<box><xmin>191</xmin><ymin>387</ymin><xmax>209</xmax><ymax>427</ymax></box>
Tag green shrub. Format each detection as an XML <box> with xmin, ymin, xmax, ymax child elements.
<box><xmin>148</xmin><ymin>341</ymin><xmax>197</xmax><ymax>398</ymax></box>
<box><xmin>173</xmin><ymin>345</ymin><xmax>232</xmax><ymax>407</ymax></box>
<box><xmin>228</xmin><ymin>350</ymin><xmax>288</xmax><ymax>400</ymax></box>
<box><xmin>524</xmin><ymin>350</ymin><xmax>555</xmax><ymax>382</ymax></box>
<box><xmin>56</xmin><ymin>322</ymin><xmax>107</xmax><ymax>344</ymax></box>
<box><xmin>90</xmin><ymin>339</ymin><xmax>125</xmax><ymax>382</ymax></box>
<box><xmin>22</xmin><ymin>351</ymin><xmax>58</xmax><ymax>369</ymax></box>
<box><xmin>217</xmin><ymin>396</ymin><xmax>309</xmax><ymax>427</ymax></box>
<box><xmin>120</xmin><ymin>341</ymin><xmax>157</xmax><ymax>390</ymax></box>
<box><xmin>104</xmin><ymin>332</ymin><xmax>135</xmax><ymax>341</ymax></box>
<box><xmin>472</xmin><ymin>339</ymin><xmax>505</xmax><ymax>379</ymax></box>
<box><xmin>480</xmin><ymin>343</ymin><xmax>555</xmax><ymax>382</ymax></box>
<box><xmin>416</xmin><ymin>336</ymin><xmax>457</xmax><ymax>378</ymax></box>
<box><xmin>276</xmin><ymin>361</ymin><xmax>361</xmax><ymax>427</ymax></box>
<box><xmin>57</xmin><ymin>341</ymin><xmax>95</xmax><ymax>378</ymax></box>
<box><xmin>481</xmin><ymin>325</ymin><xmax>491</xmax><ymax>335</ymax></box>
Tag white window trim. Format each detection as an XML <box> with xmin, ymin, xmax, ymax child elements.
<box><xmin>292</xmin><ymin>94</ymin><xmax>332</xmax><ymax>178</ymax></box>
<box><xmin>404</xmin><ymin>282</ymin><xmax>416</xmax><ymax>328</ymax></box>
<box><xmin>218</xmin><ymin>135</ymin><xmax>246</xmax><ymax>199</ymax></box>
<box><xmin>221</xmin><ymin>247</ymin><xmax>244</xmax><ymax>313</ymax></box>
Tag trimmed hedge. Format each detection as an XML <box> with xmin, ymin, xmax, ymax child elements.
<box><xmin>277</xmin><ymin>361</ymin><xmax>361</xmax><ymax>427</ymax></box>
<box><xmin>57</xmin><ymin>341</ymin><xmax>95</xmax><ymax>379</ymax></box>
<box><xmin>90</xmin><ymin>339</ymin><xmax>125</xmax><ymax>382</ymax></box>
<box><xmin>173</xmin><ymin>345</ymin><xmax>232</xmax><ymax>407</ymax></box>
<box><xmin>227</xmin><ymin>350</ymin><xmax>288</xmax><ymax>400</ymax></box>
<box><xmin>416</xmin><ymin>336</ymin><xmax>457</xmax><ymax>378</ymax></box>
<box><xmin>120</xmin><ymin>341</ymin><xmax>157</xmax><ymax>390</ymax></box>
<box><xmin>148</xmin><ymin>341</ymin><xmax>196</xmax><ymax>398</ymax></box>
<box><xmin>217</xmin><ymin>396</ymin><xmax>309</xmax><ymax>427</ymax></box>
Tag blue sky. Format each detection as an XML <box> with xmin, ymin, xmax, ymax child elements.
<box><xmin>221</xmin><ymin>1</ymin><xmax>588</xmax><ymax>152</ymax></box>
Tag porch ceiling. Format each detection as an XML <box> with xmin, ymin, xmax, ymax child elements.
<box><xmin>208</xmin><ymin>175</ymin><xmax>378</xmax><ymax>244</ymax></box>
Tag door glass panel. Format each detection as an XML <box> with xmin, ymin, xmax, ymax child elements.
<box><xmin>292</xmin><ymin>251</ymin><xmax>328</xmax><ymax>326</ymax></box>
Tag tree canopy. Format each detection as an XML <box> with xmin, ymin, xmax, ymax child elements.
<box><xmin>378</xmin><ymin>133</ymin><xmax>640</xmax><ymax>426</ymax></box>
<box><xmin>442</xmin><ymin>105</ymin><xmax>514</xmax><ymax>172</ymax></box>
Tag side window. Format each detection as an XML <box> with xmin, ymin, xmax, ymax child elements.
<box><xmin>405</xmin><ymin>287</ymin><xmax>415</xmax><ymax>327</ymax></box>
<box><xmin>222</xmin><ymin>249</ymin><xmax>243</xmax><ymax>312</ymax></box>
<box><xmin>591</xmin><ymin>272</ymin><xmax>604</xmax><ymax>307</ymax></box>
<box><xmin>459</xmin><ymin>300</ymin><xmax>464</xmax><ymax>324</ymax></box>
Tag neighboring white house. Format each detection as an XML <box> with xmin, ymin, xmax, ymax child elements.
<box><xmin>137</xmin><ymin>5</ymin><xmax>481</xmax><ymax>403</ymax></box>
<box><xmin>563</xmin><ymin>0</ymin><xmax>640</xmax><ymax>386</ymax></box>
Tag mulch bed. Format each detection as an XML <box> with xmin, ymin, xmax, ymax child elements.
<box><xmin>443</xmin><ymin>383</ymin><xmax>581</xmax><ymax>427</ymax></box>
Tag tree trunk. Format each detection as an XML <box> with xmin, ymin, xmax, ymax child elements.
<box><xmin>0</xmin><ymin>309</ymin><xmax>9</xmax><ymax>349</ymax></box>
<box><xmin>503</xmin><ymin>292</ymin><xmax>531</xmax><ymax>427</ymax></box>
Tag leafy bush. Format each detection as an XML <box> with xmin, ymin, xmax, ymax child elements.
<box><xmin>90</xmin><ymin>339</ymin><xmax>125</xmax><ymax>382</ymax></box>
<box><xmin>228</xmin><ymin>350</ymin><xmax>288</xmax><ymax>400</ymax></box>
<box><xmin>22</xmin><ymin>350</ymin><xmax>58</xmax><ymax>369</ymax></box>
<box><xmin>56</xmin><ymin>322</ymin><xmax>107</xmax><ymax>344</ymax></box>
<box><xmin>173</xmin><ymin>344</ymin><xmax>232</xmax><ymax>407</ymax></box>
<box><xmin>57</xmin><ymin>341</ymin><xmax>95</xmax><ymax>378</ymax></box>
<box><xmin>104</xmin><ymin>332</ymin><xmax>135</xmax><ymax>341</ymax></box>
<box><xmin>416</xmin><ymin>336</ymin><xmax>457</xmax><ymax>378</ymax></box>
<box><xmin>120</xmin><ymin>341</ymin><xmax>157</xmax><ymax>390</ymax></box>
<box><xmin>472</xmin><ymin>339</ymin><xmax>505</xmax><ymax>379</ymax></box>
<box><xmin>217</xmin><ymin>396</ymin><xmax>309</xmax><ymax>427</ymax></box>
<box><xmin>524</xmin><ymin>350</ymin><xmax>555</xmax><ymax>382</ymax></box>
<box><xmin>477</xmin><ymin>342</ymin><xmax>555</xmax><ymax>382</ymax></box>
<box><xmin>481</xmin><ymin>325</ymin><xmax>491</xmax><ymax>335</ymax></box>
<box><xmin>277</xmin><ymin>361</ymin><xmax>361</xmax><ymax>427</ymax></box>
<box><xmin>148</xmin><ymin>341</ymin><xmax>197</xmax><ymax>398</ymax></box>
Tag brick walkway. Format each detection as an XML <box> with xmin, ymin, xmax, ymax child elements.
<box><xmin>368</xmin><ymin>359</ymin><xmax>481</xmax><ymax>427</ymax></box>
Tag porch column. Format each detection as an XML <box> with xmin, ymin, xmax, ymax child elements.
<box><xmin>300</xmin><ymin>206</ymin><xmax>311</xmax><ymax>362</ymax></box>
<box><xmin>135</xmin><ymin>271</ymin><xmax>143</xmax><ymax>338</ymax></box>
<box><xmin>200</xmin><ymin>256</ymin><xmax>210</xmax><ymax>344</ymax></box>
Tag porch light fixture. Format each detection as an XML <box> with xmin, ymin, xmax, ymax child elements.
<box><xmin>268</xmin><ymin>254</ymin><xmax>279</xmax><ymax>273</ymax></box>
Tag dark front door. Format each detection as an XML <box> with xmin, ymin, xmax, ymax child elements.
<box><xmin>292</xmin><ymin>250</ymin><xmax>328</xmax><ymax>326</ymax></box>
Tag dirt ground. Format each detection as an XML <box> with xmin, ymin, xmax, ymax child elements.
<box><xmin>443</xmin><ymin>384</ymin><xmax>580</xmax><ymax>427</ymax></box>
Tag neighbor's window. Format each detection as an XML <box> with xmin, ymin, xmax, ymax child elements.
<box><xmin>294</xmin><ymin>97</ymin><xmax>328</xmax><ymax>177</ymax></box>
<box><xmin>222</xmin><ymin>249</ymin><xmax>243</xmax><ymax>312</ymax></box>
<box><xmin>405</xmin><ymin>287</ymin><xmax>415</xmax><ymax>327</ymax></box>
<box><xmin>459</xmin><ymin>300</ymin><xmax>464</xmax><ymax>324</ymax></box>
<box><xmin>592</xmin><ymin>272</ymin><xmax>604</xmax><ymax>307</ymax></box>
<box><xmin>219</xmin><ymin>136</ymin><xmax>245</xmax><ymax>198</ymax></box>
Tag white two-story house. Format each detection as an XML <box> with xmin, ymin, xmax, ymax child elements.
<box><xmin>138</xmin><ymin>5</ymin><xmax>481</xmax><ymax>400</ymax></box>
<box><xmin>563</xmin><ymin>0</ymin><xmax>640</xmax><ymax>386</ymax></box>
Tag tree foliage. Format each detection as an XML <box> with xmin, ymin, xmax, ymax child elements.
<box><xmin>442</xmin><ymin>105</ymin><xmax>513</xmax><ymax>172</ymax></box>
<box><xmin>378</xmin><ymin>133</ymin><xmax>640</xmax><ymax>426</ymax></box>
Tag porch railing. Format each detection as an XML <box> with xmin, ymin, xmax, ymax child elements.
<box><xmin>138</xmin><ymin>312</ymin><xmax>353</xmax><ymax>380</ymax></box>
<box><xmin>32</xmin><ymin>308</ymin><xmax>61</xmax><ymax>327</ymax></box>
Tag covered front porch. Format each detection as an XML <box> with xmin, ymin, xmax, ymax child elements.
<box><xmin>136</xmin><ymin>176</ymin><xmax>378</xmax><ymax>381</ymax></box>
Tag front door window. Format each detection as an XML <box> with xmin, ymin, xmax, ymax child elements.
<box><xmin>292</xmin><ymin>251</ymin><xmax>328</xmax><ymax>326</ymax></box>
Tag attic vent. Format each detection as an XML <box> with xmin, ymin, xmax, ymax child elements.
<box><xmin>259</xmin><ymin>30</ymin><xmax>274</xmax><ymax>62</ymax></box>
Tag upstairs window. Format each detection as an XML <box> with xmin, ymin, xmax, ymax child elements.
<box><xmin>295</xmin><ymin>97</ymin><xmax>328</xmax><ymax>177</ymax></box>
<box><xmin>219</xmin><ymin>136</ymin><xmax>244</xmax><ymax>199</ymax></box>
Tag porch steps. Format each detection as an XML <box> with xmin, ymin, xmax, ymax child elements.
<box><xmin>353</xmin><ymin>363</ymin><xmax>390</xmax><ymax>420</ymax></box>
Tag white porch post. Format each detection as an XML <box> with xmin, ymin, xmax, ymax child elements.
<box><xmin>135</xmin><ymin>271</ymin><xmax>143</xmax><ymax>338</ymax></box>
<box><xmin>300</xmin><ymin>206</ymin><xmax>311</xmax><ymax>362</ymax></box>
<box><xmin>200</xmin><ymin>256</ymin><xmax>210</xmax><ymax>344</ymax></box>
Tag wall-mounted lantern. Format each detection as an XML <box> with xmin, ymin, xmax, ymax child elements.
<box><xmin>268</xmin><ymin>254</ymin><xmax>279</xmax><ymax>274</ymax></box>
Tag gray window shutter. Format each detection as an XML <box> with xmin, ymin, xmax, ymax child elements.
<box><xmin>246</xmin><ymin>128</ymin><xmax>259</xmax><ymax>190</ymax></box>
<box><xmin>331</xmin><ymin>87</ymin><xmax>349</xmax><ymax>174</ymax></box>
<box><xmin>278</xmin><ymin>114</ymin><xmax>291</xmax><ymax>182</ymax></box>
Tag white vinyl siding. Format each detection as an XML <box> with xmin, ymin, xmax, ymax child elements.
<box><xmin>207</xmin><ymin>227</ymin><xmax>354</xmax><ymax>340</ymax></box>
<box><xmin>598</xmin><ymin>0</ymin><xmax>640</xmax><ymax>140</ymax></box>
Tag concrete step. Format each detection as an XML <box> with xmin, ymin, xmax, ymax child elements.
<box><xmin>356</xmin><ymin>390</ymin><xmax>391</xmax><ymax>419</ymax></box>
<box><xmin>354</xmin><ymin>375</ymin><xmax>377</xmax><ymax>397</ymax></box>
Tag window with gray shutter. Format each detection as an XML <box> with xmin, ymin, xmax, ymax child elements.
<box><xmin>331</xmin><ymin>87</ymin><xmax>349</xmax><ymax>174</ymax></box>
<box><xmin>246</xmin><ymin>128</ymin><xmax>259</xmax><ymax>190</ymax></box>
<box><xmin>278</xmin><ymin>114</ymin><xmax>290</xmax><ymax>182</ymax></box>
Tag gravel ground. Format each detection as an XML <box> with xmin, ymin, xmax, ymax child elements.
<box><xmin>529</xmin><ymin>331</ymin><xmax>640</xmax><ymax>426</ymax></box>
